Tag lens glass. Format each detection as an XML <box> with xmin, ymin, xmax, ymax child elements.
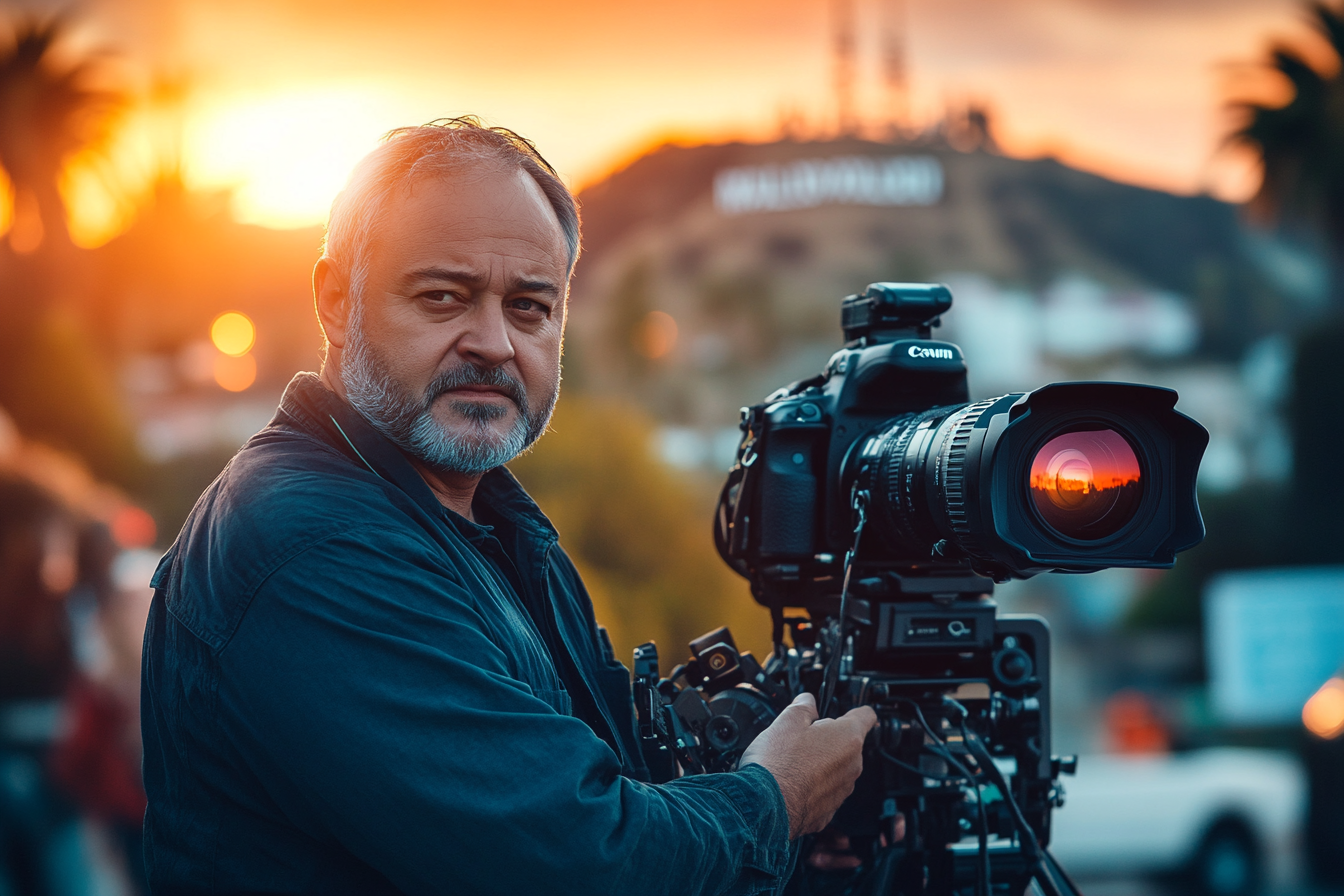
<box><xmin>1030</xmin><ymin>428</ymin><xmax>1142</xmax><ymax>540</ymax></box>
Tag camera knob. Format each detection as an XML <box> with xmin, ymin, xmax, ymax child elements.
<box><xmin>881</xmin><ymin>716</ymin><xmax>904</xmax><ymax>751</ymax></box>
<box><xmin>705</xmin><ymin>715</ymin><xmax>742</xmax><ymax>752</ymax></box>
<box><xmin>992</xmin><ymin>646</ymin><xmax>1034</xmax><ymax>687</ymax></box>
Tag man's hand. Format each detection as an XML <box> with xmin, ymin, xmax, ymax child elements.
<box><xmin>740</xmin><ymin>693</ymin><xmax>877</xmax><ymax>839</ymax></box>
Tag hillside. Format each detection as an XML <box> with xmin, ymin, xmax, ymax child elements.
<box><xmin>564</xmin><ymin>138</ymin><xmax>1302</xmax><ymax>434</ymax></box>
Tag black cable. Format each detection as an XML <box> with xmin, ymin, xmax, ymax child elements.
<box><xmin>888</xmin><ymin>699</ymin><xmax>990</xmax><ymax>896</ymax></box>
<box><xmin>879</xmin><ymin>743</ymin><xmax>991</xmax><ymax>896</ymax></box>
<box><xmin>957</xmin><ymin>723</ymin><xmax>1081</xmax><ymax>896</ymax></box>
<box><xmin>819</xmin><ymin>488</ymin><xmax>867</xmax><ymax>717</ymax></box>
<box><xmin>957</xmin><ymin>721</ymin><xmax>994</xmax><ymax>896</ymax></box>
<box><xmin>877</xmin><ymin>748</ymin><xmax>966</xmax><ymax>782</ymax></box>
<box><xmin>959</xmin><ymin>724</ymin><xmax>1038</xmax><ymax>857</ymax></box>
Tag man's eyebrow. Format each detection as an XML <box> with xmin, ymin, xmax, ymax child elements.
<box><xmin>513</xmin><ymin>279</ymin><xmax>562</xmax><ymax>298</ymax></box>
<box><xmin>401</xmin><ymin>268</ymin><xmax>561</xmax><ymax>298</ymax></box>
<box><xmin>403</xmin><ymin>266</ymin><xmax>486</xmax><ymax>288</ymax></box>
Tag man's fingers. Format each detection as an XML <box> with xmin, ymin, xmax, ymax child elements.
<box><xmin>782</xmin><ymin>692</ymin><xmax>819</xmax><ymax>724</ymax></box>
<box><xmin>841</xmin><ymin>704</ymin><xmax>878</xmax><ymax>731</ymax></box>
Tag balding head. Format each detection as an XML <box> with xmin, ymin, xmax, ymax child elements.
<box><xmin>321</xmin><ymin>118</ymin><xmax>580</xmax><ymax>322</ymax></box>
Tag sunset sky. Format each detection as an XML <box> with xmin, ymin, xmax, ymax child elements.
<box><xmin>4</xmin><ymin>0</ymin><xmax>1327</xmax><ymax>240</ymax></box>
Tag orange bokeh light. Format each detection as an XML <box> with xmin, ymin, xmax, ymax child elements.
<box><xmin>634</xmin><ymin>311</ymin><xmax>678</xmax><ymax>360</ymax></box>
<box><xmin>1103</xmin><ymin>690</ymin><xmax>1170</xmax><ymax>755</ymax></box>
<box><xmin>111</xmin><ymin>505</ymin><xmax>158</xmax><ymax>549</ymax></box>
<box><xmin>214</xmin><ymin>352</ymin><xmax>257</xmax><ymax>392</ymax></box>
<box><xmin>211</xmin><ymin>312</ymin><xmax>257</xmax><ymax>357</ymax></box>
<box><xmin>1304</xmin><ymin>677</ymin><xmax>1344</xmax><ymax>740</ymax></box>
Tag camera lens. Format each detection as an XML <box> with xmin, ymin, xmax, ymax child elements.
<box><xmin>1029</xmin><ymin>428</ymin><xmax>1142</xmax><ymax>540</ymax></box>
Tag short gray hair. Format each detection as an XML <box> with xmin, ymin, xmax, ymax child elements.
<box><xmin>321</xmin><ymin>117</ymin><xmax>581</xmax><ymax>308</ymax></box>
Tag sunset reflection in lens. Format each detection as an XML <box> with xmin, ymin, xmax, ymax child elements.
<box><xmin>1030</xmin><ymin>428</ymin><xmax>1142</xmax><ymax>540</ymax></box>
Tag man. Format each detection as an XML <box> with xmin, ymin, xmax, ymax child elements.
<box><xmin>141</xmin><ymin>119</ymin><xmax>875</xmax><ymax>895</ymax></box>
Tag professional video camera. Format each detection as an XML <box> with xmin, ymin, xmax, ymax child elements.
<box><xmin>633</xmin><ymin>283</ymin><xmax>1208</xmax><ymax>896</ymax></box>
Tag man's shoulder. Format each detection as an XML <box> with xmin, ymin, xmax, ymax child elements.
<box><xmin>158</xmin><ymin>422</ymin><xmax>437</xmax><ymax>651</ymax></box>
<box><xmin>220</xmin><ymin>423</ymin><xmax>419</xmax><ymax>537</ymax></box>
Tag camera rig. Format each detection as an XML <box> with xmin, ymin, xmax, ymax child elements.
<box><xmin>634</xmin><ymin>592</ymin><xmax>1078</xmax><ymax>896</ymax></box>
<box><xmin>633</xmin><ymin>283</ymin><xmax>1207</xmax><ymax>896</ymax></box>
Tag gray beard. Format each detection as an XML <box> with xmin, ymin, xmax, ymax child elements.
<box><xmin>340</xmin><ymin>306</ymin><xmax>558</xmax><ymax>476</ymax></box>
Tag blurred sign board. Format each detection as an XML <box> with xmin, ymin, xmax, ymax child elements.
<box><xmin>714</xmin><ymin>155</ymin><xmax>943</xmax><ymax>216</ymax></box>
<box><xmin>1205</xmin><ymin>566</ymin><xmax>1344</xmax><ymax>726</ymax></box>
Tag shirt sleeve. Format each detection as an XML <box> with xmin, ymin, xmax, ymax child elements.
<box><xmin>215</xmin><ymin>525</ymin><xmax>793</xmax><ymax>896</ymax></box>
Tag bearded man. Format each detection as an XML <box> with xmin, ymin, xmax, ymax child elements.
<box><xmin>140</xmin><ymin>119</ymin><xmax>875</xmax><ymax>895</ymax></box>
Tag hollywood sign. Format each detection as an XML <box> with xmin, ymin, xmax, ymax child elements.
<box><xmin>713</xmin><ymin>155</ymin><xmax>944</xmax><ymax>216</ymax></box>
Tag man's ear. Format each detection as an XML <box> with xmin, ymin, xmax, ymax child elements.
<box><xmin>313</xmin><ymin>257</ymin><xmax>350</xmax><ymax>350</ymax></box>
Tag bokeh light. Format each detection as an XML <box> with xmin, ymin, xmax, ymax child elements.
<box><xmin>634</xmin><ymin>311</ymin><xmax>678</xmax><ymax>360</ymax></box>
<box><xmin>213</xmin><ymin>352</ymin><xmax>257</xmax><ymax>392</ymax></box>
<box><xmin>211</xmin><ymin>312</ymin><xmax>257</xmax><ymax>357</ymax></box>
<box><xmin>1303</xmin><ymin>677</ymin><xmax>1344</xmax><ymax>740</ymax></box>
<box><xmin>111</xmin><ymin>505</ymin><xmax>158</xmax><ymax>549</ymax></box>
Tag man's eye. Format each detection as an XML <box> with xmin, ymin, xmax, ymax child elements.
<box><xmin>512</xmin><ymin>299</ymin><xmax>551</xmax><ymax>317</ymax></box>
<box><xmin>422</xmin><ymin>291</ymin><xmax>457</xmax><ymax>304</ymax></box>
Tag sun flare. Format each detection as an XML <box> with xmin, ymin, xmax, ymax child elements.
<box><xmin>181</xmin><ymin>86</ymin><xmax>414</xmax><ymax>230</ymax></box>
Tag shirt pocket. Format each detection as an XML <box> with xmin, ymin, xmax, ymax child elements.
<box><xmin>530</xmin><ymin>685</ymin><xmax>573</xmax><ymax>718</ymax></box>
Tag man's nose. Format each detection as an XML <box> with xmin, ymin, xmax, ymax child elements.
<box><xmin>456</xmin><ymin>301</ymin><xmax>515</xmax><ymax>368</ymax></box>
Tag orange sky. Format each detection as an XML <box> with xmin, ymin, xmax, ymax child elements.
<box><xmin>7</xmin><ymin>0</ymin><xmax>1324</xmax><ymax>238</ymax></box>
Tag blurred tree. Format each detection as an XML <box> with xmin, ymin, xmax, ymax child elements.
<box><xmin>0</xmin><ymin>17</ymin><xmax>139</xmax><ymax>488</ymax></box>
<box><xmin>1229</xmin><ymin>2</ymin><xmax>1344</xmax><ymax>558</ymax></box>
<box><xmin>1230</xmin><ymin>1</ymin><xmax>1344</xmax><ymax>299</ymax></box>
<box><xmin>0</xmin><ymin>310</ymin><xmax>140</xmax><ymax>488</ymax></box>
<box><xmin>606</xmin><ymin>260</ymin><xmax>657</xmax><ymax>378</ymax></box>
<box><xmin>0</xmin><ymin>17</ymin><xmax>121</xmax><ymax>269</ymax></box>
<box><xmin>700</xmin><ymin>271</ymin><xmax>780</xmax><ymax>365</ymax></box>
<box><xmin>509</xmin><ymin>395</ymin><xmax>770</xmax><ymax>671</ymax></box>
<box><xmin>1129</xmin><ymin>3</ymin><xmax>1344</xmax><ymax>637</ymax></box>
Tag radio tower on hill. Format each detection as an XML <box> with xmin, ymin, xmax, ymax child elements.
<box><xmin>831</xmin><ymin>0</ymin><xmax>857</xmax><ymax>136</ymax></box>
<box><xmin>881</xmin><ymin>0</ymin><xmax>909</xmax><ymax>137</ymax></box>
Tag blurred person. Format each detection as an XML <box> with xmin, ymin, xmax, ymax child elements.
<box><xmin>140</xmin><ymin>119</ymin><xmax>876</xmax><ymax>895</ymax></box>
<box><xmin>49</xmin><ymin>543</ymin><xmax>156</xmax><ymax>895</ymax></box>
<box><xmin>0</xmin><ymin>470</ymin><xmax>98</xmax><ymax>896</ymax></box>
<box><xmin>0</xmin><ymin>422</ymin><xmax>154</xmax><ymax>895</ymax></box>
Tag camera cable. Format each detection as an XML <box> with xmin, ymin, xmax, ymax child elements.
<box><xmin>819</xmin><ymin>486</ymin><xmax>869</xmax><ymax>718</ymax></box>
<box><xmin>889</xmin><ymin>698</ymin><xmax>990</xmax><ymax>896</ymax></box>
<box><xmin>954</xmin><ymin>709</ymin><xmax>1082</xmax><ymax>896</ymax></box>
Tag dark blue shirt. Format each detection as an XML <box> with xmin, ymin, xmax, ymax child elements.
<box><xmin>140</xmin><ymin>374</ymin><xmax>793</xmax><ymax>895</ymax></box>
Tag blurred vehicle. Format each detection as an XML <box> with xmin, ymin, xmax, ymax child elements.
<box><xmin>1048</xmin><ymin>748</ymin><xmax>1305</xmax><ymax>896</ymax></box>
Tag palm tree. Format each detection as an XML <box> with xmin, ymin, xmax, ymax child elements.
<box><xmin>1230</xmin><ymin>2</ymin><xmax>1344</xmax><ymax>574</ymax></box>
<box><xmin>0</xmin><ymin>17</ymin><xmax>121</xmax><ymax>261</ymax></box>
<box><xmin>1229</xmin><ymin>2</ymin><xmax>1344</xmax><ymax>292</ymax></box>
<box><xmin>0</xmin><ymin>18</ymin><xmax>138</xmax><ymax>488</ymax></box>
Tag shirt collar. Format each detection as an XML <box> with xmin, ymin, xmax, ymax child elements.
<box><xmin>275</xmin><ymin>372</ymin><xmax>558</xmax><ymax>545</ymax></box>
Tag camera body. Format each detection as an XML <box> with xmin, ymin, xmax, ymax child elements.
<box><xmin>638</xmin><ymin>283</ymin><xmax>1208</xmax><ymax>895</ymax></box>
<box><xmin>716</xmin><ymin>282</ymin><xmax>1207</xmax><ymax>598</ymax></box>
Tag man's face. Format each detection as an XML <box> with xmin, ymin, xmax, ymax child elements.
<box><xmin>338</xmin><ymin>163</ymin><xmax>568</xmax><ymax>475</ymax></box>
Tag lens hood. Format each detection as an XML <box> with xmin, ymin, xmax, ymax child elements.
<box><xmin>960</xmin><ymin>383</ymin><xmax>1208</xmax><ymax>576</ymax></box>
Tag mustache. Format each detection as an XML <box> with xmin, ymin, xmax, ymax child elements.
<box><xmin>423</xmin><ymin>364</ymin><xmax>527</xmax><ymax>411</ymax></box>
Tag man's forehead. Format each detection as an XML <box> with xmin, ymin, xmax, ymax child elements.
<box><xmin>365</xmin><ymin>163</ymin><xmax>567</xmax><ymax>269</ymax></box>
<box><xmin>391</xmin><ymin>162</ymin><xmax>552</xmax><ymax>222</ymax></box>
